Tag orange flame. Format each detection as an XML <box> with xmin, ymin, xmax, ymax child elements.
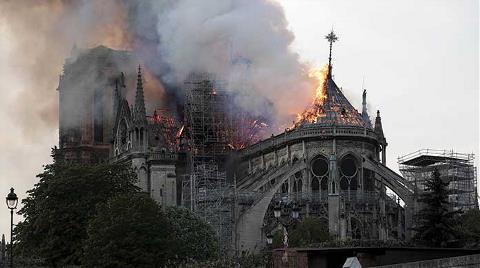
<box><xmin>294</xmin><ymin>64</ymin><xmax>330</xmax><ymax>126</ymax></box>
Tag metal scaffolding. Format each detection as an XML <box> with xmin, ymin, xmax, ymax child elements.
<box><xmin>181</xmin><ymin>72</ymin><xmax>233</xmax><ymax>253</ymax></box>
<box><xmin>398</xmin><ymin>149</ymin><xmax>478</xmax><ymax>211</ymax></box>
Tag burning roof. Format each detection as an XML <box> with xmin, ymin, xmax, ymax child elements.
<box><xmin>295</xmin><ymin>65</ymin><xmax>371</xmax><ymax>129</ymax></box>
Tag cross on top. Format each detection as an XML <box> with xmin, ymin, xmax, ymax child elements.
<box><xmin>325</xmin><ymin>30</ymin><xmax>338</xmax><ymax>44</ymax></box>
<box><xmin>325</xmin><ymin>30</ymin><xmax>339</xmax><ymax>74</ymax></box>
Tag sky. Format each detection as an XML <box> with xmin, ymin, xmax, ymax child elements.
<box><xmin>0</xmin><ymin>0</ymin><xmax>478</xmax><ymax>241</ymax></box>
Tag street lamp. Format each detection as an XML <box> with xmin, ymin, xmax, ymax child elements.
<box><xmin>272</xmin><ymin>201</ymin><xmax>300</xmax><ymax>248</ymax></box>
<box><xmin>266</xmin><ymin>233</ymin><xmax>273</xmax><ymax>245</ymax></box>
<box><xmin>6</xmin><ymin>188</ymin><xmax>18</xmax><ymax>268</ymax></box>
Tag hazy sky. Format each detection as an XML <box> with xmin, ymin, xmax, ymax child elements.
<box><xmin>0</xmin><ymin>0</ymin><xmax>478</xmax><ymax>241</ymax></box>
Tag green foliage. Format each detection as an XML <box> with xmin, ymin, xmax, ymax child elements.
<box><xmin>14</xmin><ymin>163</ymin><xmax>139</xmax><ymax>267</ymax></box>
<box><xmin>82</xmin><ymin>193</ymin><xmax>173</xmax><ymax>268</ymax></box>
<box><xmin>455</xmin><ymin>209</ymin><xmax>480</xmax><ymax>247</ymax></box>
<box><xmin>271</xmin><ymin>217</ymin><xmax>330</xmax><ymax>248</ymax></box>
<box><xmin>272</xmin><ymin>229</ymin><xmax>284</xmax><ymax>248</ymax></box>
<box><xmin>289</xmin><ymin>217</ymin><xmax>331</xmax><ymax>247</ymax></box>
<box><xmin>413</xmin><ymin>169</ymin><xmax>459</xmax><ymax>247</ymax></box>
<box><xmin>164</xmin><ymin>207</ymin><xmax>218</xmax><ymax>263</ymax></box>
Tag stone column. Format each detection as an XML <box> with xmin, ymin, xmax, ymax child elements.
<box><xmin>382</xmin><ymin>145</ymin><xmax>387</xmax><ymax>165</ymax></box>
<box><xmin>328</xmin><ymin>153</ymin><xmax>340</xmax><ymax>238</ymax></box>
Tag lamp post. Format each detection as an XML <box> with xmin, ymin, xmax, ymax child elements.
<box><xmin>272</xmin><ymin>201</ymin><xmax>300</xmax><ymax>265</ymax></box>
<box><xmin>272</xmin><ymin>201</ymin><xmax>300</xmax><ymax>248</ymax></box>
<box><xmin>6</xmin><ymin>188</ymin><xmax>18</xmax><ymax>268</ymax></box>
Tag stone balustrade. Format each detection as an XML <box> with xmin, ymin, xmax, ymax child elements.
<box><xmin>239</xmin><ymin>124</ymin><xmax>378</xmax><ymax>158</ymax></box>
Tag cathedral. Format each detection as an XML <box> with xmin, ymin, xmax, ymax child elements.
<box><xmin>55</xmin><ymin>35</ymin><xmax>414</xmax><ymax>252</ymax></box>
<box><xmin>55</xmin><ymin>46</ymin><xmax>181</xmax><ymax>207</ymax></box>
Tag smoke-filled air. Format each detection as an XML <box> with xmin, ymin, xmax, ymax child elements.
<box><xmin>0</xmin><ymin>0</ymin><xmax>318</xmax><ymax>140</ymax></box>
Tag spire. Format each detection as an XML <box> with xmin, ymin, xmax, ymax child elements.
<box><xmin>325</xmin><ymin>30</ymin><xmax>338</xmax><ymax>77</ymax></box>
<box><xmin>361</xmin><ymin>89</ymin><xmax>371</xmax><ymax>127</ymax></box>
<box><xmin>374</xmin><ymin>110</ymin><xmax>385</xmax><ymax>139</ymax></box>
<box><xmin>113</xmin><ymin>79</ymin><xmax>120</xmax><ymax>116</ymax></box>
<box><xmin>134</xmin><ymin>65</ymin><xmax>147</xmax><ymax>123</ymax></box>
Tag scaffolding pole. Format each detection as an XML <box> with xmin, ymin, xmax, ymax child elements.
<box><xmin>182</xmin><ymin>72</ymin><xmax>233</xmax><ymax>253</ymax></box>
<box><xmin>398</xmin><ymin>149</ymin><xmax>478</xmax><ymax>211</ymax></box>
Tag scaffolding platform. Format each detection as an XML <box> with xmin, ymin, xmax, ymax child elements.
<box><xmin>398</xmin><ymin>149</ymin><xmax>478</xmax><ymax>210</ymax></box>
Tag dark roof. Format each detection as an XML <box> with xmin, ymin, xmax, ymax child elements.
<box><xmin>400</xmin><ymin>155</ymin><xmax>465</xmax><ymax>167</ymax></box>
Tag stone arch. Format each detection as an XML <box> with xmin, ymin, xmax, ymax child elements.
<box><xmin>293</xmin><ymin>178</ymin><xmax>303</xmax><ymax>193</ymax></box>
<box><xmin>338</xmin><ymin>153</ymin><xmax>360</xmax><ymax>193</ymax></box>
<box><xmin>236</xmin><ymin>161</ymin><xmax>306</xmax><ymax>252</ymax></box>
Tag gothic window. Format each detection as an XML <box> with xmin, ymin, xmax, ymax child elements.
<box><xmin>340</xmin><ymin>155</ymin><xmax>358</xmax><ymax>178</ymax></box>
<box><xmin>281</xmin><ymin>181</ymin><xmax>288</xmax><ymax>194</ymax></box>
<box><xmin>140</xmin><ymin>128</ymin><xmax>144</xmax><ymax>146</ymax></box>
<box><xmin>349</xmin><ymin>177</ymin><xmax>358</xmax><ymax>190</ymax></box>
<box><xmin>340</xmin><ymin>178</ymin><xmax>349</xmax><ymax>191</ymax></box>
<box><xmin>312</xmin><ymin>177</ymin><xmax>320</xmax><ymax>192</ymax></box>
<box><xmin>311</xmin><ymin>156</ymin><xmax>329</xmax><ymax>177</ymax></box>
<box><xmin>321</xmin><ymin>178</ymin><xmax>328</xmax><ymax>191</ymax></box>
<box><xmin>297</xmin><ymin>179</ymin><xmax>303</xmax><ymax>192</ymax></box>
<box><xmin>119</xmin><ymin>120</ymin><xmax>128</xmax><ymax>148</ymax></box>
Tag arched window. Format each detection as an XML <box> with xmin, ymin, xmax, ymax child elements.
<box><xmin>281</xmin><ymin>181</ymin><xmax>288</xmax><ymax>194</ymax></box>
<box><xmin>311</xmin><ymin>156</ymin><xmax>329</xmax><ymax>177</ymax></box>
<box><xmin>140</xmin><ymin>128</ymin><xmax>144</xmax><ymax>146</ymax></box>
<box><xmin>321</xmin><ymin>178</ymin><xmax>328</xmax><ymax>191</ymax></box>
<box><xmin>340</xmin><ymin>155</ymin><xmax>358</xmax><ymax>178</ymax></box>
<box><xmin>297</xmin><ymin>179</ymin><xmax>303</xmax><ymax>192</ymax></box>
<box><xmin>312</xmin><ymin>178</ymin><xmax>320</xmax><ymax>192</ymax></box>
<box><xmin>340</xmin><ymin>178</ymin><xmax>349</xmax><ymax>191</ymax></box>
<box><xmin>349</xmin><ymin>177</ymin><xmax>358</xmax><ymax>190</ymax></box>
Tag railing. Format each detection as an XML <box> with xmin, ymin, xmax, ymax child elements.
<box><xmin>110</xmin><ymin>151</ymin><xmax>178</xmax><ymax>162</ymax></box>
<box><xmin>270</xmin><ymin>190</ymin><xmax>390</xmax><ymax>205</ymax></box>
<box><xmin>239</xmin><ymin>124</ymin><xmax>378</xmax><ymax>157</ymax></box>
<box><xmin>398</xmin><ymin>148</ymin><xmax>475</xmax><ymax>164</ymax></box>
<box><xmin>148</xmin><ymin>151</ymin><xmax>178</xmax><ymax>161</ymax></box>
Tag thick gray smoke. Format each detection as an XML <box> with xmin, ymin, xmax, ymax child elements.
<box><xmin>152</xmin><ymin>0</ymin><xmax>313</xmax><ymax>127</ymax></box>
<box><xmin>122</xmin><ymin>0</ymin><xmax>314</xmax><ymax>128</ymax></box>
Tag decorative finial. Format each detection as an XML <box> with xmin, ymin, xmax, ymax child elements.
<box><xmin>377</xmin><ymin>110</ymin><xmax>380</xmax><ymax>117</ymax></box>
<box><xmin>325</xmin><ymin>30</ymin><xmax>338</xmax><ymax>75</ymax></box>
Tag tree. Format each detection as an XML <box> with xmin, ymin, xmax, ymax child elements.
<box><xmin>413</xmin><ymin>169</ymin><xmax>459</xmax><ymax>247</ymax></box>
<box><xmin>456</xmin><ymin>209</ymin><xmax>480</xmax><ymax>247</ymax></box>
<box><xmin>289</xmin><ymin>217</ymin><xmax>331</xmax><ymax>247</ymax></box>
<box><xmin>164</xmin><ymin>207</ymin><xmax>218</xmax><ymax>264</ymax></box>
<box><xmin>271</xmin><ymin>217</ymin><xmax>330</xmax><ymax>248</ymax></box>
<box><xmin>14</xmin><ymin>163</ymin><xmax>139</xmax><ymax>267</ymax></box>
<box><xmin>82</xmin><ymin>193</ymin><xmax>173</xmax><ymax>267</ymax></box>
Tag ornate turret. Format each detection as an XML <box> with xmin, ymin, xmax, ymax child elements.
<box><xmin>374</xmin><ymin>110</ymin><xmax>384</xmax><ymax>138</ymax></box>
<box><xmin>113</xmin><ymin>79</ymin><xmax>120</xmax><ymax>116</ymax></box>
<box><xmin>374</xmin><ymin>110</ymin><xmax>387</xmax><ymax>164</ymax></box>
<box><xmin>361</xmin><ymin>89</ymin><xmax>372</xmax><ymax>127</ymax></box>
<box><xmin>134</xmin><ymin>65</ymin><xmax>147</xmax><ymax>124</ymax></box>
